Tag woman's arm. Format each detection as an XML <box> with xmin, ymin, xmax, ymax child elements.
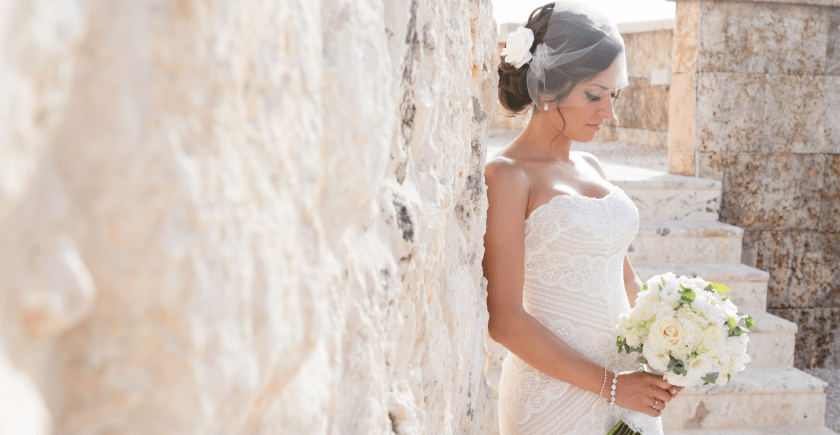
<box><xmin>483</xmin><ymin>159</ymin><xmax>675</xmax><ymax>417</ymax></box>
<box><xmin>623</xmin><ymin>255</ymin><xmax>642</xmax><ymax>308</ymax></box>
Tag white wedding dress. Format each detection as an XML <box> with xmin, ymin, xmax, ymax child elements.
<box><xmin>497</xmin><ymin>184</ymin><xmax>663</xmax><ymax>435</ymax></box>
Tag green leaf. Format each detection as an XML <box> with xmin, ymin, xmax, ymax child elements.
<box><xmin>679</xmin><ymin>285</ymin><xmax>696</xmax><ymax>303</ymax></box>
<box><xmin>701</xmin><ymin>372</ymin><xmax>720</xmax><ymax>385</ymax></box>
<box><xmin>709</xmin><ymin>283</ymin><xmax>730</xmax><ymax>294</ymax></box>
<box><xmin>725</xmin><ymin>317</ymin><xmax>737</xmax><ymax>329</ymax></box>
<box><xmin>642</xmin><ymin>284</ymin><xmax>648</xmax><ymax>292</ymax></box>
<box><xmin>703</xmin><ymin>283</ymin><xmax>715</xmax><ymax>293</ymax></box>
<box><xmin>667</xmin><ymin>356</ymin><xmax>687</xmax><ymax>376</ymax></box>
<box><xmin>744</xmin><ymin>315</ymin><xmax>755</xmax><ymax>331</ymax></box>
<box><xmin>722</xmin><ymin>297</ymin><xmax>729</xmax><ymax>302</ymax></box>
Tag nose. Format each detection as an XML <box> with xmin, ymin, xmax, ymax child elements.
<box><xmin>598</xmin><ymin>96</ymin><xmax>615</xmax><ymax>120</ymax></box>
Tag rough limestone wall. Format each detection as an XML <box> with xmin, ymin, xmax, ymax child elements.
<box><xmin>0</xmin><ymin>0</ymin><xmax>498</xmax><ymax>433</ymax></box>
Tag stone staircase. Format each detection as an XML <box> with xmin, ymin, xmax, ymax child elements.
<box><xmin>608</xmin><ymin>162</ymin><xmax>836</xmax><ymax>435</ymax></box>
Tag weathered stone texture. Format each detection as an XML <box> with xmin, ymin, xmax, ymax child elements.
<box><xmin>696</xmin><ymin>72</ymin><xmax>764</xmax><ymax>153</ymax></box>
<box><xmin>673</xmin><ymin>0</ymin><xmax>840</xmax><ymax>369</ymax></box>
<box><xmin>742</xmin><ymin>230</ymin><xmax>840</xmax><ymax>309</ymax></box>
<box><xmin>763</xmin><ymin>75</ymin><xmax>836</xmax><ymax>154</ymax></box>
<box><xmin>771</xmin><ymin>308</ymin><xmax>840</xmax><ymax>369</ymax></box>
<box><xmin>623</xmin><ymin>29</ymin><xmax>673</xmax><ymax>80</ymax></box>
<box><xmin>615</xmin><ymin>77</ymin><xmax>669</xmax><ymax>132</ymax></box>
<box><xmin>722</xmin><ymin>153</ymin><xmax>824</xmax><ymax>231</ymax></box>
<box><xmin>823</xmin><ymin>154</ymin><xmax>840</xmax><ymax>231</ymax></box>
<box><xmin>827</xmin><ymin>12</ymin><xmax>840</xmax><ymax>75</ymax></box>
<box><xmin>697</xmin><ymin>151</ymin><xmax>726</xmax><ymax>181</ymax></box>
<box><xmin>725</xmin><ymin>3</ymin><xmax>827</xmax><ymax>75</ymax></box>
<box><xmin>0</xmin><ymin>0</ymin><xmax>498</xmax><ymax>433</ymax></box>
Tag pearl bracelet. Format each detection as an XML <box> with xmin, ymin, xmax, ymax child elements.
<box><xmin>599</xmin><ymin>366</ymin><xmax>608</xmax><ymax>400</ymax></box>
<box><xmin>608</xmin><ymin>371</ymin><xmax>618</xmax><ymax>404</ymax></box>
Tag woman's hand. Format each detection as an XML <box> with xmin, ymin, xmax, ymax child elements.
<box><xmin>611</xmin><ymin>371</ymin><xmax>683</xmax><ymax>418</ymax></box>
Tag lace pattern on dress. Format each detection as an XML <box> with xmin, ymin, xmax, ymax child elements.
<box><xmin>498</xmin><ymin>185</ymin><xmax>663</xmax><ymax>435</ymax></box>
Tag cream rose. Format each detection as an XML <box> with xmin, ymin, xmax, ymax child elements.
<box><xmin>698</xmin><ymin>325</ymin><xmax>727</xmax><ymax>354</ymax></box>
<box><xmin>648</xmin><ymin>317</ymin><xmax>686</xmax><ymax>352</ymax></box>
<box><xmin>501</xmin><ymin>27</ymin><xmax>534</xmax><ymax>68</ymax></box>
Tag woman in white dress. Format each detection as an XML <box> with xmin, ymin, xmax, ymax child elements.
<box><xmin>483</xmin><ymin>2</ymin><xmax>683</xmax><ymax>434</ymax></box>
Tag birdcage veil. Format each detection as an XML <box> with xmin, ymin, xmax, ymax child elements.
<box><xmin>524</xmin><ymin>1</ymin><xmax>629</xmax><ymax>111</ymax></box>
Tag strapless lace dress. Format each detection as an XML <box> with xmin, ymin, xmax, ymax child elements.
<box><xmin>497</xmin><ymin>185</ymin><xmax>663</xmax><ymax>435</ymax></box>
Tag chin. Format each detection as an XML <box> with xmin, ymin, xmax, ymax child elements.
<box><xmin>571</xmin><ymin>130</ymin><xmax>598</xmax><ymax>143</ymax></box>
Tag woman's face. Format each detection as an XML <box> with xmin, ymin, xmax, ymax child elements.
<box><xmin>550</xmin><ymin>59</ymin><xmax>622</xmax><ymax>143</ymax></box>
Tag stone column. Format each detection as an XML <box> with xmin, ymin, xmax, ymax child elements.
<box><xmin>668</xmin><ymin>0</ymin><xmax>840</xmax><ymax>368</ymax></box>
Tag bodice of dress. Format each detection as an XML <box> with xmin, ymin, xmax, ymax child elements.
<box><xmin>522</xmin><ymin>186</ymin><xmax>638</xmax><ymax>367</ymax></box>
<box><xmin>497</xmin><ymin>185</ymin><xmax>663</xmax><ymax>435</ymax></box>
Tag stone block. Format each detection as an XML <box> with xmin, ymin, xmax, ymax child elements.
<box><xmin>724</xmin><ymin>3</ymin><xmax>828</xmax><ymax>76</ymax></box>
<box><xmin>823</xmin><ymin>154</ymin><xmax>840</xmax><ymax>231</ymax></box>
<box><xmin>721</xmin><ymin>153</ymin><xmax>824</xmax><ymax>231</ymax></box>
<box><xmin>622</xmin><ymin>29</ymin><xmax>673</xmax><ymax>79</ymax></box>
<box><xmin>697</xmin><ymin>151</ymin><xmax>725</xmax><ymax>182</ymax></box>
<box><xmin>827</xmin><ymin>11</ymin><xmax>840</xmax><ymax>75</ymax></box>
<box><xmin>696</xmin><ymin>1</ymin><xmax>728</xmax><ymax>73</ymax></box>
<box><xmin>629</xmin><ymin>221</ymin><xmax>743</xmax><ymax>264</ymax></box>
<box><xmin>669</xmin><ymin>151</ymin><xmax>695</xmax><ymax>176</ymax></box>
<box><xmin>741</xmin><ymin>230</ymin><xmax>840</xmax><ymax>309</ymax></box>
<box><xmin>696</xmin><ymin>72</ymin><xmax>764</xmax><ymax>153</ymax></box>
<box><xmin>763</xmin><ymin>75</ymin><xmax>831</xmax><ymax>154</ymax></box>
<box><xmin>661</xmin><ymin>368</ymin><xmax>828</xmax><ymax>429</ymax></box>
<box><xmin>826</xmin><ymin>76</ymin><xmax>840</xmax><ymax>152</ymax></box>
<box><xmin>668</xmin><ymin>72</ymin><xmax>696</xmax><ymax>153</ymax></box>
<box><xmin>772</xmin><ymin>307</ymin><xmax>840</xmax><ymax>369</ymax></box>
<box><xmin>616</xmin><ymin>78</ymin><xmax>670</xmax><ymax>132</ymax></box>
<box><xmin>672</xmin><ymin>1</ymin><xmax>701</xmax><ymax>73</ymax></box>
<box><xmin>613</xmin><ymin>171</ymin><xmax>720</xmax><ymax>221</ymax></box>
<box><xmin>746</xmin><ymin>312</ymin><xmax>797</xmax><ymax>369</ymax></box>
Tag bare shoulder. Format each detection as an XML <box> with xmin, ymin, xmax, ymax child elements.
<box><xmin>484</xmin><ymin>155</ymin><xmax>530</xmax><ymax>214</ymax></box>
<box><xmin>574</xmin><ymin>151</ymin><xmax>609</xmax><ymax>180</ymax></box>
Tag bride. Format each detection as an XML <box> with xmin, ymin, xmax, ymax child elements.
<box><xmin>483</xmin><ymin>2</ymin><xmax>682</xmax><ymax>434</ymax></box>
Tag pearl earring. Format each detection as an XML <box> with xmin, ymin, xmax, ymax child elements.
<box><xmin>544</xmin><ymin>104</ymin><xmax>549</xmax><ymax>111</ymax></box>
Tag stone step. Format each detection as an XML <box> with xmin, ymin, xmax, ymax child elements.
<box><xmin>745</xmin><ymin>312</ymin><xmax>797</xmax><ymax>369</ymax></box>
<box><xmin>633</xmin><ymin>262</ymin><xmax>768</xmax><ymax>314</ymax></box>
<box><xmin>603</xmin><ymin>163</ymin><xmax>722</xmax><ymax>222</ymax></box>
<box><xmin>665</xmin><ymin>426</ymin><xmax>838</xmax><ymax>434</ymax></box>
<box><xmin>661</xmin><ymin>368</ymin><xmax>828</xmax><ymax>430</ymax></box>
<box><xmin>628</xmin><ymin>221</ymin><xmax>744</xmax><ymax>264</ymax></box>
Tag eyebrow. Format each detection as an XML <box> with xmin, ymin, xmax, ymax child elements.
<box><xmin>585</xmin><ymin>84</ymin><xmax>611</xmax><ymax>90</ymax></box>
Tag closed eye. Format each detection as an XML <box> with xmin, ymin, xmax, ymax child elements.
<box><xmin>585</xmin><ymin>91</ymin><xmax>620</xmax><ymax>102</ymax></box>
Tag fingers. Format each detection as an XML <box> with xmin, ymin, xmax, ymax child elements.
<box><xmin>651</xmin><ymin>386</ymin><xmax>673</xmax><ymax>404</ymax></box>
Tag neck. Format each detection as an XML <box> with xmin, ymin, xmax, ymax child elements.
<box><xmin>519</xmin><ymin>108</ymin><xmax>573</xmax><ymax>162</ymax></box>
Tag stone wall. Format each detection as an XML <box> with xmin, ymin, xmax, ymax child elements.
<box><xmin>0</xmin><ymin>0</ymin><xmax>498</xmax><ymax>433</ymax></box>
<box><xmin>609</xmin><ymin>20</ymin><xmax>674</xmax><ymax>147</ymax></box>
<box><xmin>669</xmin><ymin>0</ymin><xmax>840</xmax><ymax>368</ymax></box>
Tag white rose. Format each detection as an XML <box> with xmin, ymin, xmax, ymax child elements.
<box><xmin>501</xmin><ymin>27</ymin><xmax>534</xmax><ymax>68</ymax></box>
<box><xmin>643</xmin><ymin>343</ymin><xmax>670</xmax><ymax>372</ymax></box>
<box><xmin>698</xmin><ymin>325</ymin><xmax>728</xmax><ymax>354</ymax></box>
<box><xmin>664</xmin><ymin>369</ymin><xmax>696</xmax><ymax>387</ymax></box>
<box><xmin>648</xmin><ymin>317</ymin><xmax>686</xmax><ymax>352</ymax></box>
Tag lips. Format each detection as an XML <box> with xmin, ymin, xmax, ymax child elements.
<box><xmin>587</xmin><ymin>124</ymin><xmax>602</xmax><ymax>131</ymax></box>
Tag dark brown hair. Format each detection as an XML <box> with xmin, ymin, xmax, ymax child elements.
<box><xmin>497</xmin><ymin>3</ymin><xmax>623</xmax><ymax>114</ymax></box>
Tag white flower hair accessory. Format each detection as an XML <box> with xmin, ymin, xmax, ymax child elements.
<box><xmin>501</xmin><ymin>26</ymin><xmax>535</xmax><ymax>69</ymax></box>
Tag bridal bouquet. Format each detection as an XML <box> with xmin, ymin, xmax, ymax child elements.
<box><xmin>616</xmin><ymin>273</ymin><xmax>754</xmax><ymax>387</ymax></box>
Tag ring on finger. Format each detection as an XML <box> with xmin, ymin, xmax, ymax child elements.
<box><xmin>653</xmin><ymin>398</ymin><xmax>659</xmax><ymax>410</ymax></box>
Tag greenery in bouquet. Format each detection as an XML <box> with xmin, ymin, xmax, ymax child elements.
<box><xmin>616</xmin><ymin>273</ymin><xmax>755</xmax><ymax>387</ymax></box>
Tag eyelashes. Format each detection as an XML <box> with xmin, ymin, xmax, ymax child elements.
<box><xmin>585</xmin><ymin>91</ymin><xmax>620</xmax><ymax>102</ymax></box>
